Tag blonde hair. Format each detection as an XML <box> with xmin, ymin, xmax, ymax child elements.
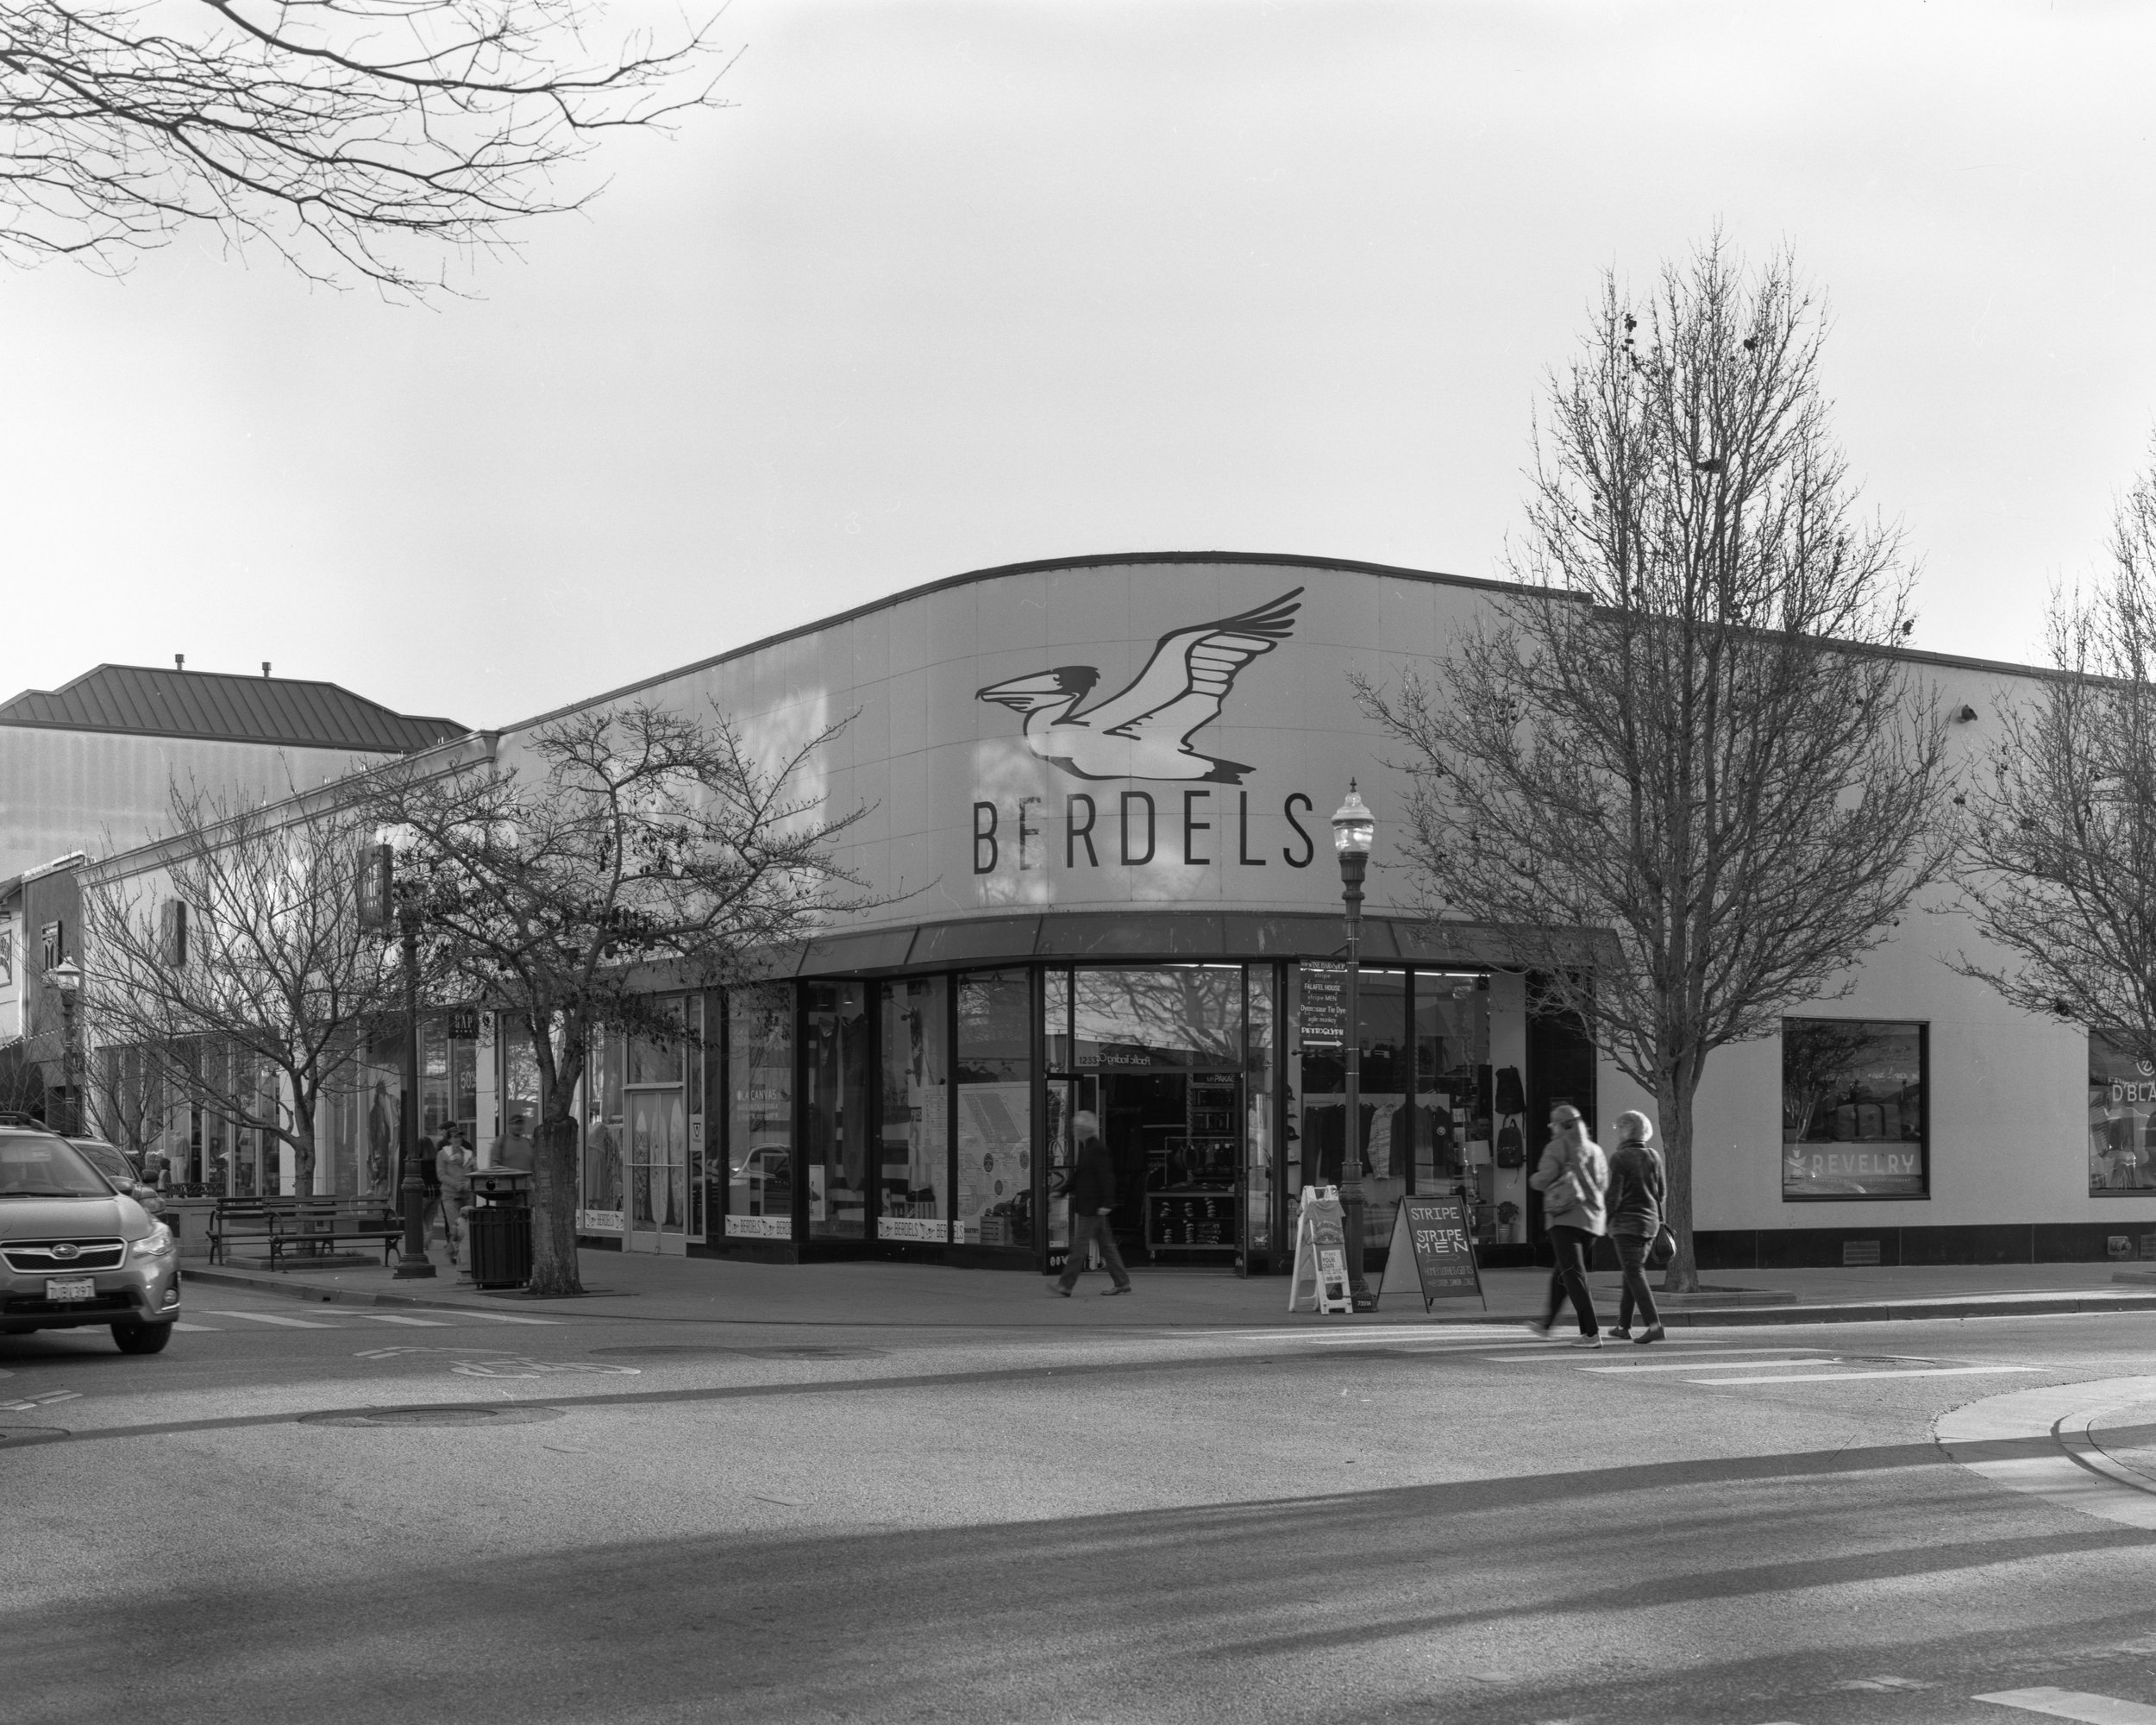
<box><xmin>1614</xmin><ymin>1110</ymin><xmax>1654</xmax><ymax>1145</ymax></box>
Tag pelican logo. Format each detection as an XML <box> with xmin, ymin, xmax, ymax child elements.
<box><xmin>49</xmin><ymin>1242</ymin><xmax>80</xmax><ymax>1261</ymax></box>
<box><xmin>975</xmin><ymin>589</ymin><xmax>1300</xmax><ymax>784</ymax></box>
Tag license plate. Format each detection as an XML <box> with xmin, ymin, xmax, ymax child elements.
<box><xmin>46</xmin><ymin>1276</ymin><xmax>96</xmax><ymax>1302</ymax></box>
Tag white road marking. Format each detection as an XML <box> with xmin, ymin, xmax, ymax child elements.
<box><xmin>1586</xmin><ymin>1358</ymin><xmax>1849</xmax><ymax>1376</ymax></box>
<box><xmin>1693</xmin><ymin>1365</ymin><xmax>2044</xmax><ymax>1385</ymax></box>
<box><xmin>203</xmin><ymin>1309</ymin><xmax>336</xmax><ymax>1329</ymax></box>
<box><xmin>1939</xmin><ymin>1377</ymin><xmax>2156</xmax><ymax>1532</ymax></box>
<box><xmin>170</xmin><ymin>1321</ymin><xmax>218</xmax><ymax>1332</ymax></box>
<box><xmin>354</xmin><ymin>1314</ymin><xmax>449</xmax><ymax>1327</ymax></box>
<box><xmin>1977</xmin><ymin>1687</ymin><xmax>2156</xmax><ymax>1722</ymax></box>
<box><xmin>442</xmin><ymin>1310</ymin><xmax>560</xmax><ymax>1325</ymax></box>
<box><xmin>1488</xmin><ymin>1346</ymin><xmax>1828</xmax><ymax>1365</ymax></box>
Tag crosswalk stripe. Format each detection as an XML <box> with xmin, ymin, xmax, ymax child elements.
<box><xmin>171</xmin><ymin>1321</ymin><xmax>218</xmax><ymax>1333</ymax></box>
<box><xmin>1587</xmin><ymin>1358</ymin><xmax>1846</xmax><ymax>1376</ymax></box>
<box><xmin>1694</xmin><ymin>1365</ymin><xmax>2045</xmax><ymax>1385</ymax></box>
<box><xmin>355</xmin><ymin>1314</ymin><xmax>450</xmax><ymax>1327</ymax></box>
<box><xmin>446</xmin><ymin>1310</ymin><xmax>559</xmax><ymax>1325</ymax></box>
<box><xmin>1976</xmin><ymin>1687</ymin><xmax>2156</xmax><ymax>1722</ymax></box>
<box><xmin>1488</xmin><ymin>1346</ymin><xmax>1827</xmax><ymax>1365</ymax></box>
<box><xmin>203</xmin><ymin>1309</ymin><xmax>336</xmax><ymax>1329</ymax></box>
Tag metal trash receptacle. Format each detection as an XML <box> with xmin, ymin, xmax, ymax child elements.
<box><xmin>465</xmin><ymin>1168</ymin><xmax>533</xmax><ymax>1289</ymax></box>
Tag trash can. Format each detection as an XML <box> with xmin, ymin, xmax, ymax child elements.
<box><xmin>464</xmin><ymin>1168</ymin><xmax>533</xmax><ymax>1289</ymax></box>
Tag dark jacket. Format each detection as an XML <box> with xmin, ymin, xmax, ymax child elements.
<box><xmin>1071</xmin><ymin>1136</ymin><xmax>1115</xmax><ymax>1215</ymax></box>
<box><xmin>1606</xmin><ymin>1142</ymin><xmax>1665</xmax><ymax>1238</ymax></box>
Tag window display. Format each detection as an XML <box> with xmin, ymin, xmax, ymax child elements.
<box><xmin>583</xmin><ymin>1026</ymin><xmax>624</xmax><ymax>1224</ymax></box>
<box><xmin>2089</xmin><ymin>1033</ymin><xmax>2156</xmax><ymax>1195</ymax></box>
<box><xmin>956</xmin><ymin>970</ymin><xmax>1031</xmax><ymax>1248</ymax></box>
<box><xmin>726</xmin><ymin>984</ymin><xmax>793</xmax><ymax>1232</ymax></box>
<box><xmin>1781</xmin><ymin>1019</ymin><xmax>1927</xmax><ymax>1199</ymax></box>
<box><xmin>805</xmin><ymin>981</ymin><xmax>871</xmax><ymax>1239</ymax></box>
<box><xmin>879</xmin><ymin>977</ymin><xmax>951</xmax><ymax>1240</ymax></box>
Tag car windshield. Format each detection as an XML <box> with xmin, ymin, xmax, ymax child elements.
<box><xmin>70</xmin><ymin>1142</ymin><xmax>133</xmax><ymax>1184</ymax></box>
<box><xmin>0</xmin><ymin>1135</ymin><xmax>115</xmax><ymax>1197</ymax></box>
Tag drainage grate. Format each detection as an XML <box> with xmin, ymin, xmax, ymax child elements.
<box><xmin>1842</xmin><ymin>1239</ymin><xmax>1883</xmax><ymax>1267</ymax></box>
<box><xmin>300</xmin><ymin>1404</ymin><xmax>565</xmax><ymax>1428</ymax></box>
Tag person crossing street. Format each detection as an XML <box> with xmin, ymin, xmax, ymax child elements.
<box><xmin>1056</xmin><ymin>1110</ymin><xmax>1132</xmax><ymax>1297</ymax></box>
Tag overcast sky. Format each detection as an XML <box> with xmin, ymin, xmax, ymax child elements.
<box><xmin>7</xmin><ymin>0</ymin><xmax>2154</xmax><ymax>731</ymax></box>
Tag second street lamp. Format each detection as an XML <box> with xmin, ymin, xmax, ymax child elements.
<box><xmin>1331</xmin><ymin>783</ymin><xmax>1377</xmax><ymax>1313</ymax></box>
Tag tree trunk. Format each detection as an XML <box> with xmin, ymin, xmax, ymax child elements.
<box><xmin>528</xmin><ymin>1111</ymin><xmax>584</xmax><ymax>1297</ymax></box>
<box><xmin>291</xmin><ymin>1122</ymin><xmax>317</xmax><ymax>1199</ymax></box>
<box><xmin>1658</xmin><ymin>1072</ymin><xmax>1701</xmax><ymax>1294</ymax></box>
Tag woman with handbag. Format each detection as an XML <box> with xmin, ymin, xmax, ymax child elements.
<box><xmin>1606</xmin><ymin>1110</ymin><xmax>1669</xmax><ymax>1345</ymax></box>
<box><xmin>1526</xmin><ymin>1106</ymin><xmax>1608</xmax><ymax>1347</ymax></box>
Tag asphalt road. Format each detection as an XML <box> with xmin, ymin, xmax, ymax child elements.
<box><xmin>9</xmin><ymin>1289</ymin><xmax>2156</xmax><ymax>1725</ymax></box>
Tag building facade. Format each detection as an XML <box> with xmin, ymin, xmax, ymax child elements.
<box><xmin>69</xmin><ymin>555</ymin><xmax>2156</xmax><ymax>1273</ymax></box>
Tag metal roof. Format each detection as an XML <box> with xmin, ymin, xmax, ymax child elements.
<box><xmin>0</xmin><ymin>664</ymin><xmax>465</xmax><ymax>754</ymax></box>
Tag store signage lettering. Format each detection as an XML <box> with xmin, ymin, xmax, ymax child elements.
<box><xmin>972</xmin><ymin>789</ymin><xmax>1317</xmax><ymax>875</ymax></box>
<box><xmin>1382</xmin><ymin>1195</ymin><xmax>1486</xmax><ymax>1311</ymax></box>
<box><xmin>2111</xmin><ymin>1081</ymin><xmax>2156</xmax><ymax>1106</ymax></box>
<box><xmin>1789</xmin><ymin>1151</ymin><xmax>1921</xmax><ymax>1178</ymax></box>
<box><xmin>1300</xmin><ymin>962</ymin><xmax>1346</xmax><ymax>1049</ymax></box>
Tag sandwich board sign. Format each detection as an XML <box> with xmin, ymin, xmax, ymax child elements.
<box><xmin>1377</xmin><ymin>1194</ymin><xmax>1487</xmax><ymax>1311</ymax></box>
<box><xmin>1288</xmin><ymin>1185</ymin><xmax>1354</xmax><ymax>1314</ymax></box>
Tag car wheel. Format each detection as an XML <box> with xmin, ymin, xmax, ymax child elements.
<box><xmin>111</xmin><ymin>1322</ymin><xmax>173</xmax><ymax>1356</ymax></box>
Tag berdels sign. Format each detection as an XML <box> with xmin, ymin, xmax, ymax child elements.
<box><xmin>969</xmin><ymin>588</ymin><xmax>1326</xmax><ymax>882</ymax></box>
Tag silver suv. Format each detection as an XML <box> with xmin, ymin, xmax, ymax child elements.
<box><xmin>0</xmin><ymin>1126</ymin><xmax>180</xmax><ymax>1353</ymax></box>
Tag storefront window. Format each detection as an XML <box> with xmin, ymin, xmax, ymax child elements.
<box><xmin>1072</xmin><ymin>967</ymin><xmax>1241</xmax><ymax>1069</ymax></box>
<box><xmin>1782</xmin><ymin>1019</ymin><xmax>1927</xmax><ymax>1199</ymax></box>
<box><xmin>583</xmin><ymin>1026</ymin><xmax>624</xmax><ymax>1221</ymax></box>
<box><xmin>879</xmin><ymin>977</ymin><xmax>950</xmax><ymax>1241</ymax></box>
<box><xmin>1415</xmin><ymin>972</ymin><xmax>1493</xmax><ymax>1221</ymax></box>
<box><xmin>2089</xmin><ymin>1034</ymin><xmax>2156</xmax><ymax>1195</ymax></box>
<box><xmin>726</xmin><ymin>985</ymin><xmax>793</xmax><ymax>1228</ymax></box>
<box><xmin>805</xmin><ymin>980</ymin><xmax>871</xmax><ymax>1239</ymax></box>
<box><xmin>686</xmin><ymin>994</ymin><xmax>707</xmax><ymax>1239</ymax></box>
<box><xmin>499</xmin><ymin>1018</ymin><xmax>542</xmax><ymax>1146</ymax></box>
<box><xmin>956</xmin><ymin>970</ymin><xmax>1032</xmax><ymax>1249</ymax></box>
<box><xmin>1246</xmin><ymin>965</ymin><xmax>1276</xmax><ymax>1262</ymax></box>
<box><xmin>1299</xmin><ymin>968</ymin><xmax>1408</xmax><ymax>1252</ymax></box>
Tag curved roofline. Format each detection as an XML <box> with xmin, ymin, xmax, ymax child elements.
<box><xmin>504</xmin><ymin>547</ymin><xmax>2069</xmax><ymax>737</ymax></box>
<box><xmin>504</xmin><ymin>549</ymin><xmax>1513</xmax><ymax>733</ymax></box>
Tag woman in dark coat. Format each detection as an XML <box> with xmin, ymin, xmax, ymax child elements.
<box><xmin>1605</xmin><ymin>1110</ymin><xmax>1666</xmax><ymax>1345</ymax></box>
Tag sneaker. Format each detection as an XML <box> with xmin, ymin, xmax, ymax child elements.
<box><xmin>1524</xmin><ymin>1319</ymin><xmax>1554</xmax><ymax>1339</ymax></box>
<box><xmin>1570</xmin><ymin>1334</ymin><xmax>1603</xmax><ymax>1349</ymax></box>
<box><xmin>1054</xmin><ymin>1284</ymin><xmax>1073</xmax><ymax>1298</ymax></box>
<box><xmin>1608</xmin><ymin>1327</ymin><xmax>1633</xmax><ymax>1341</ymax></box>
<box><xmin>1103</xmin><ymin>1284</ymin><xmax>1133</xmax><ymax>1295</ymax></box>
<box><xmin>1634</xmin><ymin>1324</ymin><xmax>1665</xmax><ymax>1346</ymax></box>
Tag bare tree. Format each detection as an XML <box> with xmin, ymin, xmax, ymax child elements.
<box><xmin>1360</xmin><ymin>238</ymin><xmax>1952</xmax><ymax>1291</ymax></box>
<box><xmin>76</xmin><ymin>779</ymin><xmax>409</xmax><ymax>1194</ymax></box>
<box><xmin>0</xmin><ymin>0</ymin><xmax>730</xmax><ymax>294</ymax></box>
<box><xmin>1954</xmin><ymin>448</ymin><xmax>2156</xmax><ymax>1065</ymax></box>
<box><xmin>369</xmin><ymin>700</ymin><xmax>863</xmax><ymax>1297</ymax></box>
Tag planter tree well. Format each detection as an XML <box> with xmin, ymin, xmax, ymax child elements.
<box><xmin>370</xmin><ymin>700</ymin><xmax>861</xmax><ymax>1298</ymax></box>
<box><xmin>1954</xmin><ymin>446</ymin><xmax>2156</xmax><ymax>1066</ymax></box>
<box><xmin>1360</xmin><ymin>240</ymin><xmax>1952</xmax><ymax>1291</ymax></box>
<box><xmin>76</xmin><ymin>781</ymin><xmax>411</xmax><ymax>1194</ymax></box>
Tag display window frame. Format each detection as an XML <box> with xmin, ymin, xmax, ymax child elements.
<box><xmin>1780</xmin><ymin>1017</ymin><xmax>1930</xmax><ymax>1202</ymax></box>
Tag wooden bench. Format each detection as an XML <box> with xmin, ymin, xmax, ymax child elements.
<box><xmin>207</xmin><ymin>1197</ymin><xmax>404</xmax><ymax>1269</ymax></box>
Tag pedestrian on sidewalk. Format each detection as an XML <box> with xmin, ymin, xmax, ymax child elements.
<box><xmin>1605</xmin><ymin>1111</ymin><xmax>1666</xmax><ymax>1346</ymax></box>
<box><xmin>1056</xmin><ymin>1110</ymin><xmax>1132</xmax><ymax>1297</ymax></box>
<box><xmin>1527</xmin><ymin>1105</ymin><xmax>1608</xmax><ymax>1347</ymax></box>
<box><xmin>436</xmin><ymin>1125</ymin><xmax>476</xmax><ymax>1268</ymax></box>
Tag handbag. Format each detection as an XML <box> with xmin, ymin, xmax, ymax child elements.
<box><xmin>1648</xmin><ymin>1224</ymin><xmax>1677</xmax><ymax>1269</ymax></box>
<box><xmin>1542</xmin><ymin>1165</ymin><xmax>1583</xmax><ymax>1218</ymax></box>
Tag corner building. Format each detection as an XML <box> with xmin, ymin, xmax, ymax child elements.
<box><xmin>481</xmin><ymin>554</ymin><xmax>2154</xmax><ymax>1275</ymax></box>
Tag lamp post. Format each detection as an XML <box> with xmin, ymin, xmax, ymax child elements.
<box><xmin>47</xmin><ymin>957</ymin><xmax>85</xmax><ymax>1135</ymax></box>
<box><xmin>366</xmin><ymin>837</ymin><xmax>436</xmax><ymax>1281</ymax></box>
<box><xmin>1331</xmin><ymin>783</ymin><xmax>1377</xmax><ymax>1312</ymax></box>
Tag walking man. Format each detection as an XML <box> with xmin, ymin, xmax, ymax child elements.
<box><xmin>1056</xmin><ymin>1110</ymin><xmax>1132</xmax><ymax>1297</ymax></box>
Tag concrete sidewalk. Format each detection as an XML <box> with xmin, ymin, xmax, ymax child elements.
<box><xmin>181</xmin><ymin>1248</ymin><xmax>2156</xmax><ymax>1332</ymax></box>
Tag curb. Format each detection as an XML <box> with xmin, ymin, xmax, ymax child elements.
<box><xmin>177</xmin><ymin>1264</ymin><xmax>2156</xmax><ymax>1331</ymax></box>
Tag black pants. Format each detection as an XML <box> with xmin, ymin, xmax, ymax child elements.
<box><xmin>1539</xmin><ymin>1224</ymin><xmax>1599</xmax><ymax>1336</ymax></box>
<box><xmin>1615</xmin><ymin>1232</ymin><xmax>1661</xmax><ymax>1331</ymax></box>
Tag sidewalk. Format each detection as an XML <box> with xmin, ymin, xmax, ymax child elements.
<box><xmin>180</xmin><ymin>1250</ymin><xmax>2156</xmax><ymax>1332</ymax></box>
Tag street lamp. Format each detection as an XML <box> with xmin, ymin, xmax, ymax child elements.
<box><xmin>1331</xmin><ymin>783</ymin><xmax>1377</xmax><ymax>1312</ymax></box>
<box><xmin>46</xmin><ymin>957</ymin><xmax>84</xmax><ymax>1136</ymax></box>
<box><xmin>367</xmin><ymin>835</ymin><xmax>436</xmax><ymax>1281</ymax></box>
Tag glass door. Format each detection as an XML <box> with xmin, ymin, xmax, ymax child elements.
<box><xmin>625</xmin><ymin>999</ymin><xmax>688</xmax><ymax>1256</ymax></box>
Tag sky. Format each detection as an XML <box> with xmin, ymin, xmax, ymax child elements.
<box><xmin>7</xmin><ymin>0</ymin><xmax>2156</xmax><ymax>732</ymax></box>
